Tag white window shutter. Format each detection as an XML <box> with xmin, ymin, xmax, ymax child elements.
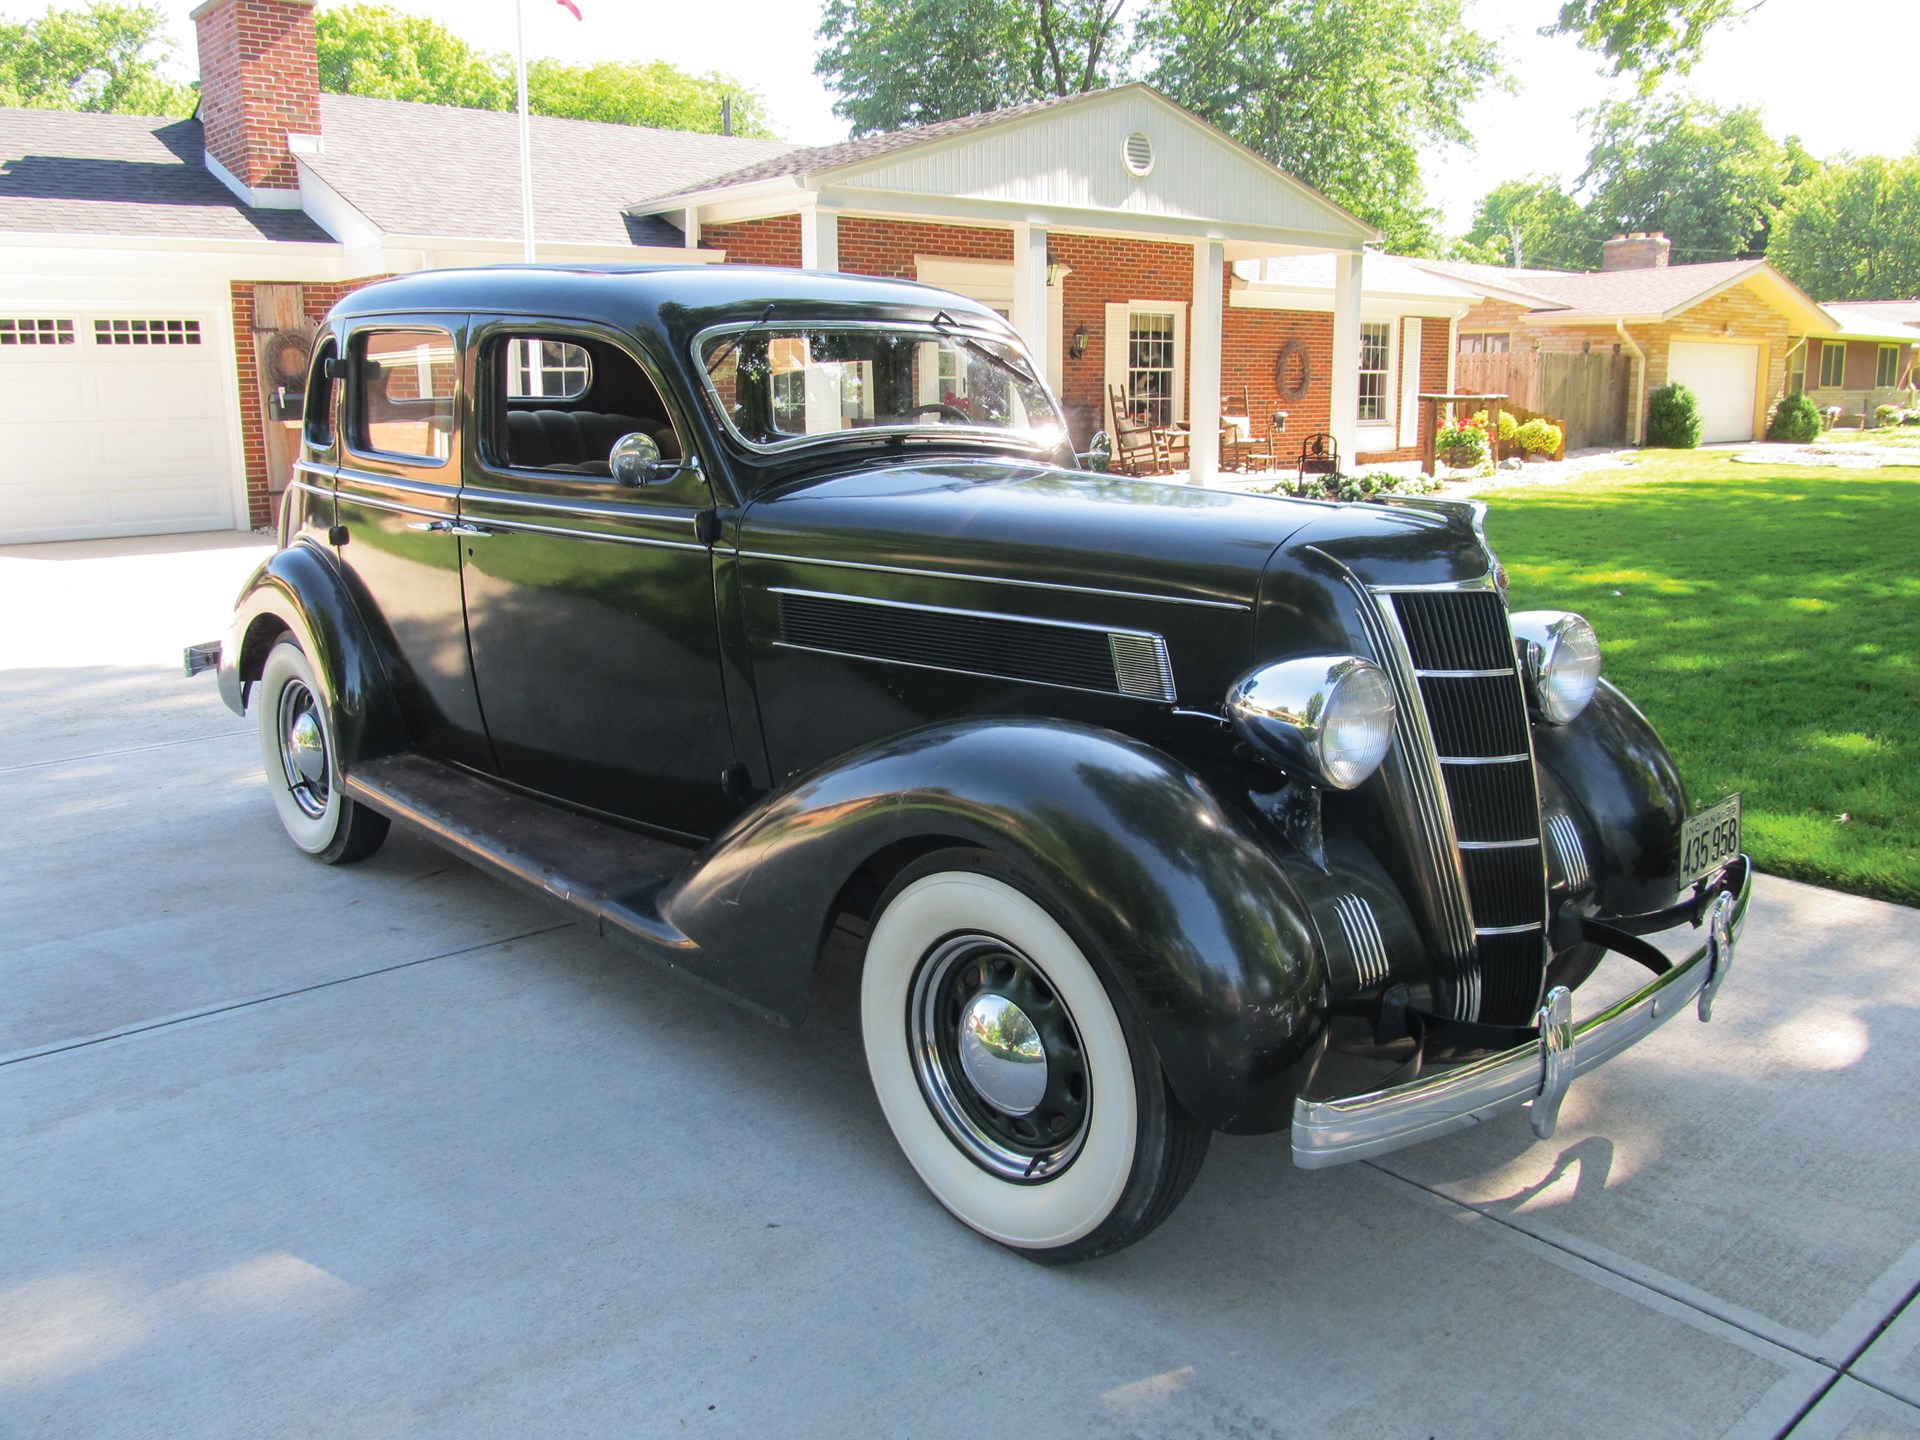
<box><xmin>1399</xmin><ymin>318</ymin><xmax>1423</xmax><ymax>448</ymax></box>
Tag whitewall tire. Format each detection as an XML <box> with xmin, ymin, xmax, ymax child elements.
<box><xmin>255</xmin><ymin>638</ymin><xmax>389</xmax><ymax>865</ymax></box>
<box><xmin>861</xmin><ymin>851</ymin><xmax>1207</xmax><ymax>1262</ymax></box>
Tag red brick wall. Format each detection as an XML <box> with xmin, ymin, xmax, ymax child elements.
<box><xmin>701</xmin><ymin>216</ymin><xmax>802</xmax><ymax>268</ymax></box>
<box><xmin>836</xmin><ymin>217</ymin><xmax>1013</xmax><ymax>276</ymax></box>
<box><xmin>1051</xmin><ymin>233</ymin><xmax>1195</xmax><ymax>444</ymax></box>
<box><xmin>229</xmin><ymin>276</ymin><xmax>386</xmax><ymax>527</ymax></box>
<box><xmin>194</xmin><ymin>0</ymin><xmax>320</xmax><ymax>193</ymax></box>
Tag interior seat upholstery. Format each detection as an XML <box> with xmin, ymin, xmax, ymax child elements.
<box><xmin>505</xmin><ymin>409</ymin><xmax>683</xmax><ymax>474</ymax></box>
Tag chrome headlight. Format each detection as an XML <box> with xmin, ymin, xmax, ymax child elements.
<box><xmin>1511</xmin><ymin>611</ymin><xmax>1601</xmax><ymax>724</ymax></box>
<box><xmin>1228</xmin><ymin>656</ymin><xmax>1397</xmax><ymax>790</ymax></box>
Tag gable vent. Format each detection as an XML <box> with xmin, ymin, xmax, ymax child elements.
<box><xmin>773</xmin><ymin>589</ymin><xmax>1175</xmax><ymax>703</ymax></box>
<box><xmin>1123</xmin><ymin>131</ymin><xmax>1155</xmax><ymax>177</ymax></box>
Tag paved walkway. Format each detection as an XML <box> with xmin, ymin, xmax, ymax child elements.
<box><xmin>3</xmin><ymin>534</ymin><xmax>1918</xmax><ymax>1438</ymax></box>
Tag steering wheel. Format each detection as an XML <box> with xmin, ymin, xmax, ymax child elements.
<box><xmin>902</xmin><ymin>401</ymin><xmax>976</xmax><ymax>423</ymax></box>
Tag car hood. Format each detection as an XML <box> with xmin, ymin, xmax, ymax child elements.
<box><xmin>735</xmin><ymin>460</ymin><xmax>1319</xmax><ymax>610</ymax></box>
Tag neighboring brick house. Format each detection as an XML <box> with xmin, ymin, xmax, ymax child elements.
<box><xmin>0</xmin><ymin>0</ymin><xmax>1425</xmax><ymax>544</ymax></box>
<box><xmin>1802</xmin><ymin>301</ymin><xmax>1920</xmax><ymax>423</ymax></box>
<box><xmin>1414</xmin><ymin>235</ymin><xmax>1907</xmax><ymax>443</ymax></box>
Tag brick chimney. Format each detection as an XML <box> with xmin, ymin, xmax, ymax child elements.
<box><xmin>1601</xmin><ymin>232</ymin><xmax>1672</xmax><ymax>271</ymax></box>
<box><xmin>192</xmin><ymin>0</ymin><xmax>320</xmax><ymax>206</ymax></box>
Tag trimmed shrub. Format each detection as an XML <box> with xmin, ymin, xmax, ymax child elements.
<box><xmin>1766</xmin><ymin>393</ymin><xmax>1822</xmax><ymax>442</ymax></box>
<box><xmin>1515</xmin><ymin>418</ymin><xmax>1563</xmax><ymax>456</ymax></box>
<box><xmin>1875</xmin><ymin>404</ymin><xmax>1905</xmax><ymax>427</ymax></box>
<box><xmin>1646</xmin><ymin>383</ymin><xmax>1703</xmax><ymax>448</ymax></box>
<box><xmin>1278</xmin><ymin>469</ymin><xmax>1446</xmax><ymax>502</ymax></box>
<box><xmin>1471</xmin><ymin>408</ymin><xmax>1519</xmax><ymax>442</ymax></box>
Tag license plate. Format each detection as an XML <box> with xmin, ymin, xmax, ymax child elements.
<box><xmin>1680</xmin><ymin>794</ymin><xmax>1742</xmax><ymax>885</ymax></box>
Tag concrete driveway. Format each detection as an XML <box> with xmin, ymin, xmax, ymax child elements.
<box><xmin>4</xmin><ymin>534</ymin><xmax>1918</xmax><ymax>1440</ymax></box>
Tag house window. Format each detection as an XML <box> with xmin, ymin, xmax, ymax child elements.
<box><xmin>353</xmin><ymin>327</ymin><xmax>456</xmax><ymax>463</ymax></box>
<box><xmin>1877</xmin><ymin>344</ymin><xmax>1902</xmax><ymax>388</ymax></box>
<box><xmin>506</xmin><ymin>338</ymin><xmax>591</xmax><ymax>399</ymax></box>
<box><xmin>0</xmin><ymin>318</ymin><xmax>74</xmax><ymax>346</ymax></box>
<box><xmin>94</xmin><ymin>318</ymin><xmax>200</xmax><ymax>346</ymax></box>
<box><xmin>1358</xmin><ymin>321</ymin><xmax>1392</xmax><ymax>422</ymax></box>
<box><xmin>1787</xmin><ymin>346</ymin><xmax>1806</xmax><ymax>396</ymax></box>
<box><xmin>1459</xmin><ymin>332</ymin><xmax>1509</xmax><ymax>354</ymax></box>
<box><xmin>1126</xmin><ymin>311</ymin><xmax>1179</xmax><ymax>426</ymax></box>
<box><xmin>1818</xmin><ymin>341</ymin><xmax>1847</xmax><ymax>388</ymax></box>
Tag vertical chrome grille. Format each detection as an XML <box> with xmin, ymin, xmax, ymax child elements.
<box><xmin>1548</xmin><ymin>812</ymin><xmax>1591</xmax><ymax>892</ymax></box>
<box><xmin>1333</xmin><ymin>894</ymin><xmax>1389</xmax><ymax>991</ymax></box>
<box><xmin>1379</xmin><ymin>585</ymin><xmax>1550</xmax><ymax>1027</ymax></box>
<box><xmin>1108</xmin><ymin>632</ymin><xmax>1177</xmax><ymax>702</ymax></box>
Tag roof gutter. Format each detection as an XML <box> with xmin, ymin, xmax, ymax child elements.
<box><xmin>1617</xmin><ymin>319</ymin><xmax>1647</xmax><ymax>446</ymax></box>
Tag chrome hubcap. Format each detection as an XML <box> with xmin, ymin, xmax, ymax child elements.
<box><xmin>276</xmin><ymin>679</ymin><xmax>330</xmax><ymax>820</ymax></box>
<box><xmin>908</xmin><ymin>933</ymin><xmax>1091</xmax><ymax>1182</ymax></box>
<box><xmin>957</xmin><ymin>994</ymin><xmax>1047</xmax><ymax>1116</ymax></box>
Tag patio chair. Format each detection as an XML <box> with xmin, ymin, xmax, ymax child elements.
<box><xmin>1107</xmin><ymin>384</ymin><xmax>1169</xmax><ymax>476</ymax></box>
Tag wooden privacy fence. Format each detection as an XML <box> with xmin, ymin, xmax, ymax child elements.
<box><xmin>1455</xmin><ymin>350</ymin><xmax>1632</xmax><ymax>450</ymax></box>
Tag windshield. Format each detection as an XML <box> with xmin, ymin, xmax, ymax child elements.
<box><xmin>697</xmin><ymin>322</ymin><xmax>1065</xmax><ymax>452</ymax></box>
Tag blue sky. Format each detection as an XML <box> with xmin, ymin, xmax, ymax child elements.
<box><xmin>115</xmin><ymin>0</ymin><xmax>1920</xmax><ymax>235</ymax></box>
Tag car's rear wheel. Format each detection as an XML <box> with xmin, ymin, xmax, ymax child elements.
<box><xmin>255</xmin><ymin>638</ymin><xmax>389</xmax><ymax>865</ymax></box>
<box><xmin>860</xmin><ymin>849</ymin><xmax>1207</xmax><ymax>1263</ymax></box>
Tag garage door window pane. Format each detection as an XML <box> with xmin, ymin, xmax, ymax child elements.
<box><xmin>355</xmin><ymin>329</ymin><xmax>456</xmax><ymax>463</ymax></box>
<box><xmin>94</xmin><ymin>319</ymin><xmax>201</xmax><ymax>346</ymax></box>
<box><xmin>0</xmin><ymin>318</ymin><xmax>75</xmax><ymax>346</ymax></box>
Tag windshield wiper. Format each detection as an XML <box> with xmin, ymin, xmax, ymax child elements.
<box><xmin>930</xmin><ymin>310</ymin><xmax>1042</xmax><ymax>390</ymax></box>
<box><xmin>705</xmin><ymin>303</ymin><xmax>775</xmax><ymax>376</ymax></box>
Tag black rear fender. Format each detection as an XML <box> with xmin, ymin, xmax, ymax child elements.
<box><xmin>218</xmin><ymin>541</ymin><xmax>407</xmax><ymax>769</ymax></box>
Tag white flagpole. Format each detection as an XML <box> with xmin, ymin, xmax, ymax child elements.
<box><xmin>514</xmin><ymin>0</ymin><xmax>536</xmax><ymax>263</ymax></box>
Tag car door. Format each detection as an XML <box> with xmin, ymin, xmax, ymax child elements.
<box><xmin>332</xmin><ymin>315</ymin><xmax>493</xmax><ymax>769</ymax></box>
<box><xmin>456</xmin><ymin>317</ymin><xmax>737</xmax><ymax>837</ymax></box>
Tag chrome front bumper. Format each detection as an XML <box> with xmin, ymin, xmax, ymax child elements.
<box><xmin>1292</xmin><ymin>858</ymin><xmax>1751</xmax><ymax>1169</ymax></box>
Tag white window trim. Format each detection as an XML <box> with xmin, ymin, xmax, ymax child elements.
<box><xmin>1103</xmin><ymin>301</ymin><xmax>1187</xmax><ymax>428</ymax></box>
<box><xmin>1398</xmin><ymin>318</ymin><xmax>1422</xmax><ymax>449</ymax></box>
<box><xmin>1819</xmin><ymin>340</ymin><xmax>1847</xmax><ymax>389</ymax></box>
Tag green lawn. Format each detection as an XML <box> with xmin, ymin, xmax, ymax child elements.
<box><xmin>1477</xmin><ymin>450</ymin><xmax>1920</xmax><ymax>906</ymax></box>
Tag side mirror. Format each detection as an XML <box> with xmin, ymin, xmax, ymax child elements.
<box><xmin>1080</xmin><ymin>430</ymin><xmax>1113</xmax><ymax>472</ymax></box>
<box><xmin>610</xmin><ymin>431</ymin><xmax>666</xmax><ymax>488</ymax></box>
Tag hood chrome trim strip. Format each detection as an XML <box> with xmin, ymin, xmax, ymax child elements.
<box><xmin>741</xmin><ymin>550</ymin><xmax>1250</xmax><ymax>611</ymax></box>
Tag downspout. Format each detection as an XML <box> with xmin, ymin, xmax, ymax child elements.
<box><xmin>1616</xmin><ymin>320</ymin><xmax>1646</xmax><ymax>446</ymax></box>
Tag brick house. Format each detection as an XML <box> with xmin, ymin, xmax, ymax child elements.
<box><xmin>0</xmin><ymin>0</ymin><xmax>1465</xmax><ymax>544</ymax></box>
<box><xmin>1415</xmin><ymin>234</ymin><xmax>1914</xmax><ymax>443</ymax></box>
<box><xmin>1801</xmin><ymin>301</ymin><xmax>1920</xmax><ymax>423</ymax></box>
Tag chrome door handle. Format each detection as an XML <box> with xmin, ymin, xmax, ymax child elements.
<box><xmin>406</xmin><ymin>519</ymin><xmax>494</xmax><ymax>536</ymax></box>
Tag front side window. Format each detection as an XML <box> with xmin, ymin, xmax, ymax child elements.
<box><xmin>699</xmin><ymin>323</ymin><xmax>1063</xmax><ymax>454</ymax></box>
<box><xmin>1877</xmin><ymin>344</ymin><xmax>1901</xmax><ymax>388</ymax></box>
<box><xmin>1358</xmin><ymin>321</ymin><xmax>1392</xmax><ymax>422</ymax></box>
<box><xmin>1819</xmin><ymin>341</ymin><xmax>1847</xmax><ymax>389</ymax></box>
<box><xmin>353</xmin><ymin>328</ymin><xmax>456</xmax><ymax>463</ymax></box>
<box><xmin>488</xmin><ymin>331</ymin><xmax>680</xmax><ymax>478</ymax></box>
<box><xmin>508</xmin><ymin>338</ymin><xmax>591</xmax><ymax>399</ymax></box>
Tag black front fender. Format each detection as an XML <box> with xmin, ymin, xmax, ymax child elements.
<box><xmin>217</xmin><ymin>541</ymin><xmax>407</xmax><ymax>769</ymax></box>
<box><xmin>663</xmin><ymin>719</ymin><xmax>1327</xmax><ymax>1132</ymax></box>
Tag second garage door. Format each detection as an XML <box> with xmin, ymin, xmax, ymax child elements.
<box><xmin>1666</xmin><ymin>341</ymin><xmax>1760</xmax><ymax>444</ymax></box>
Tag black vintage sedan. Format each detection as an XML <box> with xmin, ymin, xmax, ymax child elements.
<box><xmin>191</xmin><ymin>264</ymin><xmax>1748</xmax><ymax>1262</ymax></box>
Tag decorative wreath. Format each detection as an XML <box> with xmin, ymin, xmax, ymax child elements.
<box><xmin>261</xmin><ymin>328</ymin><xmax>313</xmax><ymax>386</ymax></box>
<box><xmin>1274</xmin><ymin>338</ymin><xmax>1312</xmax><ymax>402</ymax></box>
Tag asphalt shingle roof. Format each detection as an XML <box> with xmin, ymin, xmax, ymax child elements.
<box><xmin>1412</xmin><ymin>257</ymin><xmax>1770</xmax><ymax>319</ymax></box>
<box><xmin>0</xmin><ymin>107</ymin><xmax>332</xmax><ymax>242</ymax></box>
<box><xmin>1823</xmin><ymin>299</ymin><xmax>1920</xmax><ymax>339</ymax></box>
<box><xmin>310</xmin><ymin>94</ymin><xmax>799</xmax><ymax>246</ymax></box>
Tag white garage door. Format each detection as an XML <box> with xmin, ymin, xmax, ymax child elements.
<box><xmin>0</xmin><ymin>310</ymin><xmax>237</xmax><ymax>544</ymax></box>
<box><xmin>1666</xmin><ymin>341</ymin><xmax>1760</xmax><ymax>444</ymax></box>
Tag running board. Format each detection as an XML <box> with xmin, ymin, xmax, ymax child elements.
<box><xmin>343</xmin><ymin>754</ymin><xmax>697</xmax><ymax>958</ymax></box>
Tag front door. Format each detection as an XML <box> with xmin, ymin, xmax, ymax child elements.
<box><xmin>457</xmin><ymin>318</ymin><xmax>737</xmax><ymax>838</ymax></box>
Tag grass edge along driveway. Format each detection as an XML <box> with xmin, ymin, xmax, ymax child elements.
<box><xmin>1479</xmin><ymin>450</ymin><xmax>1918</xmax><ymax>907</ymax></box>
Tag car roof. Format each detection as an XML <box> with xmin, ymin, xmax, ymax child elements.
<box><xmin>328</xmin><ymin>263</ymin><xmax>1012</xmax><ymax>341</ymax></box>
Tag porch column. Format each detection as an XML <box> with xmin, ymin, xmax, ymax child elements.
<box><xmin>1189</xmin><ymin>239</ymin><xmax>1225</xmax><ymax>484</ymax></box>
<box><xmin>1011</xmin><ymin>222</ymin><xmax>1050</xmax><ymax>368</ymax></box>
<box><xmin>1328</xmin><ymin>248</ymin><xmax>1363</xmax><ymax>464</ymax></box>
<box><xmin>800</xmin><ymin>206</ymin><xmax>839</xmax><ymax>271</ymax></box>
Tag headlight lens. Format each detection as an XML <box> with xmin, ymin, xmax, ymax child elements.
<box><xmin>1228</xmin><ymin>656</ymin><xmax>1397</xmax><ymax>789</ymax></box>
<box><xmin>1511</xmin><ymin>611</ymin><xmax>1601</xmax><ymax>724</ymax></box>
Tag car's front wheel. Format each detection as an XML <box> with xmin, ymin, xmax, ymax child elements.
<box><xmin>861</xmin><ymin>850</ymin><xmax>1208</xmax><ymax>1263</ymax></box>
<box><xmin>254</xmin><ymin>637</ymin><xmax>389</xmax><ymax>865</ymax></box>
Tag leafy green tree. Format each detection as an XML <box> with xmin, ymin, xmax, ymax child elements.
<box><xmin>526</xmin><ymin>59</ymin><xmax>776</xmax><ymax>137</ymax></box>
<box><xmin>1546</xmin><ymin>0</ymin><xmax>1758</xmax><ymax>88</ymax></box>
<box><xmin>815</xmin><ymin>0</ymin><xmax>1130</xmax><ymax>135</ymax></box>
<box><xmin>1770</xmin><ymin>154</ymin><xmax>1920</xmax><ymax>301</ymax></box>
<box><xmin>315</xmin><ymin>4</ymin><xmax>773</xmax><ymax>136</ymax></box>
<box><xmin>1141</xmin><ymin>0</ymin><xmax>1503</xmax><ymax>256</ymax></box>
<box><xmin>315</xmin><ymin>5</ymin><xmax>512</xmax><ymax>109</ymax></box>
<box><xmin>0</xmin><ymin>2</ymin><xmax>193</xmax><ymax>114</ymax></box>
<box><xmin>1457</xmin><ymin>176</ymin><xmax>1596</xmax><ymax>269</ymax></box>
<box><xmin>1579</xmin><ymin>96</ymin><xmax>1785</xmax><ymax>261</ymax></box>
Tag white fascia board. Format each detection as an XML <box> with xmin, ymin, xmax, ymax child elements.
<box><xmin>626</xmin><ymin>176</ymin><xmax>809</xmax><ymax>222</ymax></box>
<box><xmin>296</xmin><ymin>160</ymin><xmax>382</xmax><ymax>249</ymax></box>
<box><xmin>1518</xmin><ymin>309</ymin><xmax>1660</xmax><ymax>326</ymax></box>
<box><xmin>376</xmin><ymin>235</ymin><xmax>724</xmax><ymax>268</ymax></box>
<box><xmin>1230</xmin><ymin>285</ymin><xmax>1470</xmax><ymax>320</ymax></box>
<box><xmin>818</xmin><ymin>185</ymin><xmax>1368</xmax><ymax>251</ymax></box>
<box><xmin>0</xmin><ymin>231</ymin><xmax>350</xmax><ymax>282</ymax></box>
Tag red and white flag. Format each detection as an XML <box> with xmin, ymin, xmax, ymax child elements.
<box><xmin>555</xmin><ymin>0</ymin><xmax>581</xmax><ymax>17</ymax></box>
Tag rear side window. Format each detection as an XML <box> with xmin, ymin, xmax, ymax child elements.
<box><xmin>305</xmin><ymin>338</ymin><xmax>338</xmax><ymax>450</ymax></box>
<box><xmin>353</xmin><ymin>327</ymin><xmax>456</xmax><ymax>463</ymax></box>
